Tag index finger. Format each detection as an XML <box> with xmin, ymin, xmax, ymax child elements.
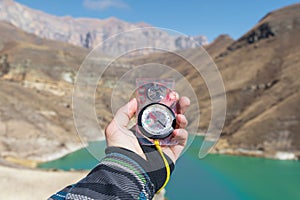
<box><xmin>176</xmin><ymin>96</ymin><xmax>190</xmax><ymax>114</ymax></box>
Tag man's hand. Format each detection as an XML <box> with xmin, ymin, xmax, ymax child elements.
<box><xmin>105</xmin><ymin>96</ymin><xmax>190</xmax><ymax>162</ymax></box>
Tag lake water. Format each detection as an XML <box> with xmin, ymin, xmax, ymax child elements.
<box><xmin>39</xmin><ymin>136</ymin><xmax>300</xmax><ymax>200</ymax></box>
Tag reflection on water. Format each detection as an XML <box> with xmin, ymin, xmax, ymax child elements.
<box><xmin>39</xmin><ymin>141</ymin><xmax>106</xmax><ymax>170</ymax></box>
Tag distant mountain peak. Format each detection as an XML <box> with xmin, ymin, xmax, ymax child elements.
<box><xmin>134</xmin><ymin>22</ymin><xmax>152</xmax><ymax>28</ymax></box>
<box><xmin>105</xmin><ymin>16</ymin><xmax>127</xmax><ymax>23</ymax></box>
<box><xmin>1</xmin><ymin>0</ymin><xmax>14</xmax><ymax>3</ymax></box>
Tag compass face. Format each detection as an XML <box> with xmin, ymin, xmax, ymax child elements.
<box><xmin>138</xmin><ymin>103</ymin><xmax>176</xmax><ymax>139</ymax></box>
<box><xmin>146</xmin><ymin>83</ymin><xmax>167</xmax><ymax>102</ymax></box>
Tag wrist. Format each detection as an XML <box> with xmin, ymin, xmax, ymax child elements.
<box><xmin>105</xmin><ymin>146</ymin><xmax>175</xmax><ymax>193</ymax></box>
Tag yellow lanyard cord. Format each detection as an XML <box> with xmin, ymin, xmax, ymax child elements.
<box><xmin>154</xmin><ymin>140</ymin><xmax>171</xmax><ymax>193</ymax></box>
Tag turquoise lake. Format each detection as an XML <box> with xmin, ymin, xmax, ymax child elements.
<box><xmin>39</xmin><ymin>136</ymin><xmax>300</xmax><ymax>200</ymax></box>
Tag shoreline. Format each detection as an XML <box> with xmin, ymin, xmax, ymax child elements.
<box><xmin>2</xmin><ymin>142</ymin><xmax>88</xmax><ymax>169</ymax></box>
<box><xmin>3</xmin><ymin>148</ymin><xmax>298</xmax><ymax>171</ymax></box>
<box><xmin>212</xmin><ymin>148</ymin><xmax>300</xmax><ymax>161</ymax></box>
<box><xmin>2</xmin><ymin>135</ymin><xmax>299</xmax><ymax>170</ymax></box>
<box><xmin>2</xmin><ymin>139</ymin><xmax>107</xmax><ymax>169</ymax></box>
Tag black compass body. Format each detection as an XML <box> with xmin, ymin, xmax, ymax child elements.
<box><xmin>138</xmin><ymin>103</ymin><xmax>176</xmax><ymax>139</ymax></box>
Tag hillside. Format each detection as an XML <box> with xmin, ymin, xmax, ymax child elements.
<box><xmin>0</xmin><ymin>20</ymin><xmax>132</xmax><ymax>163</ymax></box>
<box><xmin>0</xmin><ymin>21</ymin><xmax>89</xmax><ymax>163</ymax></box>
<box><xmin>216</xmin><ymin>3</ymin><xmax>300</xmax><ymax>157</ymax></box>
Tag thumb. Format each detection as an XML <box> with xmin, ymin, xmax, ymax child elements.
<box><xmin>114</xmin><ymin>98</ymin><xmax>137</xmax><ymax>128</ymax></box>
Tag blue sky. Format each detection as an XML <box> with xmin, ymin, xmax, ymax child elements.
<box><xmin>16</xmin><ymin>0</ymin><xmax>300</xmax><ymax>42</ymax></box>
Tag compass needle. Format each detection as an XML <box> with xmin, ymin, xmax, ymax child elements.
<box><xmin>158</xmin><ymin>120</ymin><xmax>166</xmax><ymax>128</ymax></box>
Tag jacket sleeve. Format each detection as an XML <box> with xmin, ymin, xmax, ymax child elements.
<box><xmin>48</xmin><ymin>146</ymin><xmax>174</xmax><ymax>200</ymax></box>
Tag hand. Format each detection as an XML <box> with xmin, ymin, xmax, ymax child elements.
<box><xmin>105</xmin><ymin>96</ymin><xmax>190</xmax><ymax>162</ymax></box>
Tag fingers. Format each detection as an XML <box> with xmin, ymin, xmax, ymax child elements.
<box><xmin>113</xmin><ymin>98</ymin><xmax>137</xmax><ymax>128</ymax></box>
<box><xmin>177</xmin><ymin>96</ymin><xmax>190</xmax><ymax>114</ymax></box>
<box><xmin>160</xmin><ymin>91</ymin><xmax>179</xmax><ymax>107</ymax></box>
<box><xmin>176</xmin><ymin>114</ymin><xmax>188</xmax><ymax>129</ymax></box>
<box><xmin>171</xmin><ymin>129</ymin><xmax>188</xmax><ymax>146</ymax></box>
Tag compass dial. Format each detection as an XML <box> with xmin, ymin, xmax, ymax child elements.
<box><xmin>138</xmin><ymin>103</ymin><xmax>176</xmax><ymax>139</ymax></box>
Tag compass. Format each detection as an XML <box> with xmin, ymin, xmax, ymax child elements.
<box><xmin>138</xmin><ymin>103</ymin><xmax>176</xmax><ymax>139</ymax></box>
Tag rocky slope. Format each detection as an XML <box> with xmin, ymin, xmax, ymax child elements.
<box><xmin>0</xmin><ymin>20</ymin><xmax>129</xmax><ymax>163</ymax></box>
<box><xmin>0</xmin><ymin>0</ymin><xmax>207</xmax><ymax>56</ymax></box>
<box><xmin>216</xmin><ymin>3</ymin><xmax>300</xmax><ymax>159</ymax></box>
<box><xmin>0</xmin><ymin>21</ymin><xmax>89</xmax><ymax>163</ymax></box>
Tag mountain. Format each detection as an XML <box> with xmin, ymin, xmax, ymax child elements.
<box><xmin>204</xmin><ymin>34</ymin><xmax>234</xmax><ymax>57</ymax></box>
<box><xmin>127</xmin><ymin>3</ymin><xmax>300</xmax><ymax>159</ymax></box>
<box><xmin>0</xmin><ymin>0</ymin><xmax>208</xmax><ymax>56</ymax></box>
<box><xmin>215</xmin><ymin>3</ymin><xmax>300</xmax><ymax>158</ymax></box>
<box><xmin>0</xmin><ymin>20</ymin><xmax>129</xmax><ymax>164</ymax></box>
<box><xmin>0</xmin><ymin>20</ymin><xmax>88</xmax><ymax>78</ymax></box>
<box><xmin>0</xmin><ymin>21</ymin><xmax>89</xmax><ymax>163</ymax></box>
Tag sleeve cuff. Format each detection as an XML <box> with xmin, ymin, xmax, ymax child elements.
<box><xmin>105</xmin><ymin>146</ymin><xmax>175</xmax><ymax>193</ymax></box>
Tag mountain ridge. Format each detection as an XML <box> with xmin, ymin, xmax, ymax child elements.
<box><xmin>0</xmin><ymin>0</ymin><xmax>208</xmax><ymax>55</ymax></box>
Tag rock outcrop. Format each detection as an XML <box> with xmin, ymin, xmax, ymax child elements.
<box><xmin>227</xmin><ymin>3</ymin><xmax>300</xmax><ymax>51</ymax></box>
<box><xmin>0</xmin><ymin>54</ymin><xmax>10</xmax><ymax>76</ymax></box>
